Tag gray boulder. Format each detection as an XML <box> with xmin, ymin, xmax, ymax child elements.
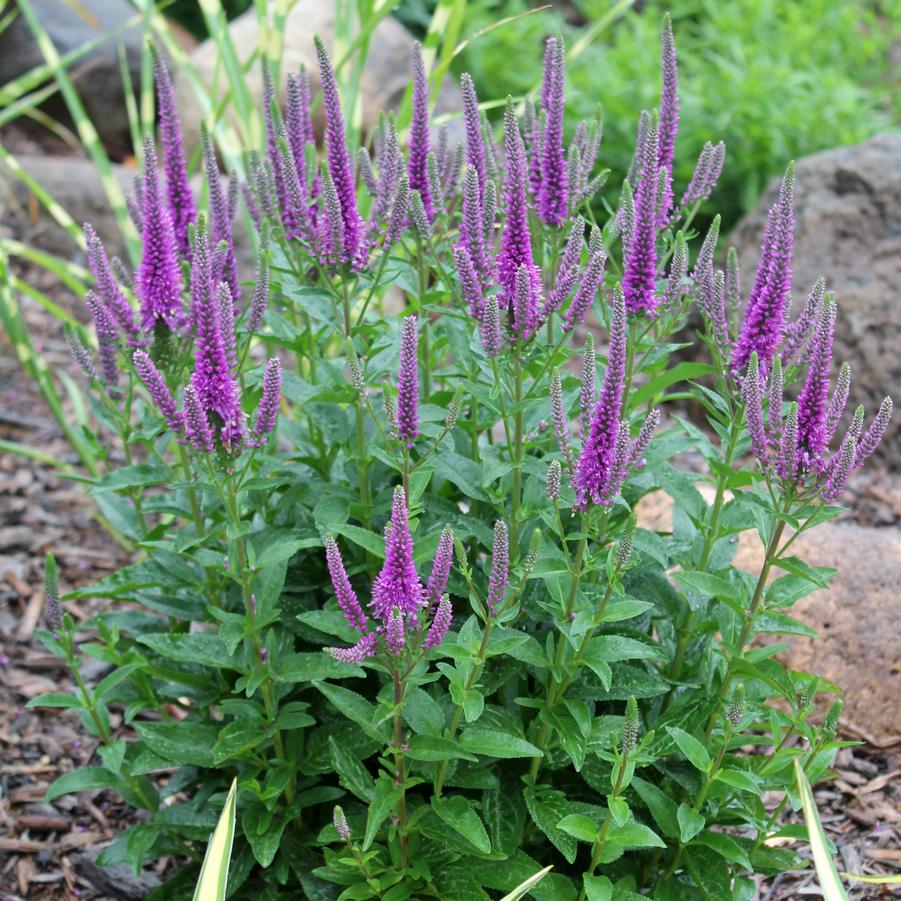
<box><xmin>0</xmin><ymin>0</ymin><xmax>144</xmax><ymax>150</ymax></box>
<box><xmin>730</xmin><ymin>132</ymin><xmax>901</xmax><ymax>466</ymax></box>
<box><xmin>174</xmin><ymin>0</ymin><xmax>464</xmax><ymax>158</ymax></box>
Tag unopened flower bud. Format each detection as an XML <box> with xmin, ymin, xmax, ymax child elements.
<box><xmin>523</xmin><ymin>528</ymin><xmax>541</xmax><ymax>578</ymax></box>
<box><xmin>445</xmin><ymin>391</ymin><xmax>463</xmax><ymax>431</ymax></box>
<box><xmin>333</xmin><ymin>805</ymin><xmax>351</xmax><ymax>841</ymax></box>
<box><xmin>622</xmin><ymin>695</ymin><xmax>639</xmax><ymax>754</ymax></box>
<box><xmin>547</xmin><ymin>460</ymin><xmax>562</xmax><ymax>501</ymax></box>
<box><xmin>727</xmin><ymin>684</ymin><xmax>745</xmax><ymax>728</ymax></box>
<box><xmin>348</xmin><ymin>349</ymin><xmax>367</xmax><ymax>397</ymax></box>
<box><xmin>615</xmin><ymin>529</ymin><xmax>634</xmax><ymax>570</ymax></box>
<box><xmin>797</xmin><ymin>685</ymin><xmax>814</xmax><ymax>711</ymax></box>
<box><xmin>822</xmin><ymin>700</ymin><xmax>842</xmax><ymax>741</ymax></box>
<box><xmin>44</xmin><ymin>554</ymin><xmax>63</xmax><ymax>632</ymax></box>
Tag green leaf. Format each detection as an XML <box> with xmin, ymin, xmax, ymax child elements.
<box><xmin>459</xmin><ymin>729</ymin><xmax>543</xmax><ymax>759</ymax></box>
<box><xmin>584</xmin><ymin>634</ymin><xmax>664</xmax><ymax>662</ymax></box>
<box><xmin>363</xmin><ymin>773</ymin><xmax>403</xmax><ymax>851</ymax></box>
<box><xmin>431</xmin><ymin>795</ymin><xmax>491</xmax><ymax>854</ymax></box>
<box><xmin>666</xmin><ymin>726</ymin><xmax>712</xmax><ymax>772</ymax></box>
<box><xmin>499</xmin><ymin>866</ymin><xmax>555</xmax><ymax>901</ymax></box>
<box><xmin>273</xmin><ymin>653</ymin><xmax>364</xmax><ymax>683</ymax></box>
<box><xmin>523</xmin><ymin>787</ymin><xmax>578</xmax><ymax>864</ymax></box>
<box><xmin>631</xmin><ymin>777</ymin><xmax>679</xmax><ymax>839</ymax></box>
<box><xmin>482</xmin><ymin>781</ymin><xmax>527</xmax><ymax>857</ymax></box>
<box><xmin>26</xmin><ymin>692</ymin><xmax>83</xmax><ymax>709</ymax></box>
<box><xmin>403</xmin><ymin>686</ymin><xmax>445</xmax><ymax>736</ymax></box>
<box><xmin>242</xmin><ymin>803</ymin><xmax>286</xmax><ymax>868</ymax></box>
<box><xmin>556</xmin><ymin>813</ymin><xmax>597</xmax><ymax>843</ymax></box>
<box><xmin>406</xmin><ymin>735</ymin><xmax>477</xmax><ymax>762</ymax></box>
<box><xmin>91</xmin><ymin>464</ymin><xmax>170</xmax><ymax>493</ymax></box>
<box><xmin>677</xmin><ymin>803</ymin><xmax>705</xmax><ymax>843</ymax></box>
<box><xmin>692</xmin><ymin>830</ymin><xmax>752</xmax><ymax>870</ymax></box>
<box><xmin>601</xmin><ymin>598</ymin><xmax>654</xmax><ymax>624</ymax></box>
<box><xmin>715</xmin><ymin>768</ymin><xmax>763</xmax><ymax>794</ymax></box>
<box><xmin>328</xmin><ymin>736</ymin><xmax>375</xmax><ymax>802</ymax></box>
<box><xmin>136</xmin><ymin>634</ymin><xmax>239</xmax><ymax>670</ymax></box>
<box><xmin>315</xmin><ymin>683</ymin><xmax>386</xmax><ymax>741</ymax></box>
<box><xmin>134</xmin><ymin>722</ymin><xmax>219</xmax><ymax>767</ymax></box>
<box><xmin>582</xmin><ymin>874</ymin><xmax>613</xmax><ymax>901</ymax></box>
<box><xmin>192</xmin><ymin>779</ymin><xmax>237</xmax><ymax>901</ymax></box>
<box><xmin>333</xmin><ymin>523</ymin><xmax>386</xmax><ymax>558</ymax></box>
<box><xmin>608</xmin><ymin>821</ymin><xmax>666</xmax><ymax>848</ymax></box>
<box><xmin>45</xmin><ymin>766</ymin><xmax>121</xmax><ymax>802</ymax></box>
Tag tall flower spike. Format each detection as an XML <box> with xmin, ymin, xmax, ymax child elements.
<box><xmin>732</xmin><ymin>163</ymin><xmax>795</xmax><ymax>373</ymax></box>
<box><xmin>315</xmin><ymin>36</ymin><xmax>362</xmax><ymax>266</ymax></box>
<box><xmin>190</xmin><ymin>222</ymin><xmax>244</xmax><ymax>445</ymax></box>
<box><xmin>285</xmin><ymin>69</ymin><xmax>314</xmax><ymax>192</ymax></box>
<box><xmin>778</xmin><ymin>402</ymin><xmax>799</xmax><ymax>481</ymax></box>
<box><xmin>325</xmin><ymin>536</ymin><xmax>368</xmax><ymax>634</ymax></box>
<box><xmin>782</xmin><ymin>278</ymin><xmax>826</xmax><ymax>365</ymax></box>
<box><xmin>183</xmin><ymin>383</ymin><xmax>214</xmax><ymax>453</ymax></box>
<box><xmin>796</xmin><ymin>297</ymin><xmax>837</xmax><ymax>470</ymax></box>
<box><xmin>657</xmin><ymin>14</ymin><xmax>679</xmax><ymax>224</ymax></box>
<box><xmin>497</xmin><ymin>99</ymin><xmax>540</xmax><ymax>310</ymax></box>
<box><xmin>452</xmin><ymin>244</ymin><xmax>483</xmax><ymax>319</ymax></box>
<box><xmin>549</xmin><ymin>368</ymin><xmax>573</xmax><ymax>469</ymax></box>
<box><xmin>537</xmin><ymin>35</ymin><xmax>568</xmax><ymax>226</ymax></box>
<box><xmin>768</xmin><ymin>355</ymin><xmax>784</xmax><ymax>444</ymax></box>
<box><xmin>578</xmin><ymin>334</ymin><xmax>596</xmax><ymax>439</ymax></box>
<box><xmin>251</xmin><ymin>357</ymin><xmax>282</xmax><ymax>447</ymax></box>
<box><xmin>547</xmin><ymin>459</ymin><xmax>562</xmax><ymax>501</ymax></box>
<box><xmin>574</xmin><ymin>285</ymin><xmax>627</xmax><ymax>507</ymax></box>
<box><xmin>261</xmin><ymin>63</ymin><xmax>287</xmax><ymax>214</ymax></box>
<box><xmin>549</xmin><ymin>216</ymin><xmax>585</xmax><ymax>313</ymax></box>
<box><xmin>385</xmin><ymin>607</ymin><xmax>406</xmax><ymax>654</ymax></box>
<box><xmin>133</xmin><ymin>349</ymin><xmax>182</xmax><ymax>432</ymax></box>
<box><xmin>217</xmin><ymin>282</ymin><xmax>238</xmax><ymax>375</ymax></box>
<box><xmin>622</xmin><ymin>117</ymin><xmax>659</xmax><ymax>315</ymax></box>
<box><xmin>246</xmin><ymin>248</ymin><xmax>270</xmax><ymax>334</ymax></box>
<box><xmin>411</xmin><ymin>190</ymin><xmax>432</xmax><ymax>242</ymax></box>
<box><xmin>459</xmin><ymin>165</ymin><xmax>493</xmax><ymax>290</ymax></box>
<box><xmin>385</xmin><ymin>174</ymin><xmax>411</xmax><ymax>247</ymax></box>
<box><xmin>825</xmin><ymin>362</ymin><xmax>851</xmax><ymax>443</ymax></box>
<box><xmin>66</xmin><ymin>328</ymin><xmax>97</xmax><ymax>381</ymax></box>
<box><xmin>44</xmin><ymin>554</ymin><xmax>63</xmax><ymax>633</ymax></box>
<box><xmin>84</xmin><ymin>224</ymin><xmax>138</xmax><ymax>342</ymax></box>
<box><xmin>426</xmin><ymin>527</ymin><xmax>454</xmax><ymax>609</ymax></box>
<box><xmin>628</xmin><ymin>407</ymin><xmax>660</xmax><ymax>468</ymax></box>
<box><xmin>328</xmin><ymin>631</ymin><xmax>378</xmax><ymax>664</ymax></box>
<box><xmin>422</xmin><ymin>595</ymin><xmax>452</xmax><ymax>650</ymax></box>
<box><xmin>151</xmin><ymin>45</ymin><xmax>195</xmax><ymax>257</ymax></box>
<box><xmin>461</xmin><ymin>73</ymin><xmax>486</xmax><ymax>193</ymax></box>
<box><xmin>426</xmin><ymin>152</ymin><xmax>445</xmax><ymax>220</ymax></box>
<box><xmin>743</xmin><ymin>353</ymin><xmax>768</xmax><ymax>467</ymax></box>
<box><xmin>201</xmin><ymin>126</ymin><xmax>239</xmax><ymax>302</ymax></box>
<box><xmin>486</xmin><ymin>520</ymin><xmax>509</xmax><ymax>615</ymax></box>
<box><xmin>318</xmin><ymin>168</ymin><xmax>345</xmax><ymax>266</ymax></box>
<box><xmin>482</xmin><ymin>178</ymin><xmax>497</xmax><ymax>244</ymax></box>
<box><xmin>821</xmin><ymin>430</ymin><xmax>857</xmax><ymax>503</ymax></box>
<box><xmin>135</xmin><ymin>135</ymin><xmax>183</xmax><ymax>331</ymax></box>
<box><xmin>512</xmin><ymin>264</ymin><xmax>537</xmax><ymax>340</ymax></box>
<box><xmin>564</xmin><ymin>245</ymin><xmax>607</xmax><ymax>332</ymax></box>
<box><xmin>480</xmin><ymin>294</ymin><xmax>502</xmax><ymax>357</ymax></box>
<box><xmin>396</xmin><ymin>316</ymin><xmax>419</xmax><ymax>447</ymax></box>
<box><xmin>661</xmin><ymin>231</ymin><xmax>688</xmax><ymax>309</ymax></box>
<box><xmin>408</xmin><ymin>43</ymin><xmax>433</xmax><ymax>221</ymax></box>
<box><xmin>724</xmin><ymin>246</ymin><xmax>741</xmax><ymax>315</ymax></box>
<box><xmin>85</xmin><ymin>291</ymin><xmax>119</xmax><ymax>389</ymax></box>
<box><xmin>371</xmin><ymin>487</ymin><xmax>425</xmax><ymax>622</ymax></box>
<box><xmin>855</xmin><ymin>396</ymin><xmax>893</xmax><ymax>468</ymax></box>
<box><xmin>680</xmin><ymin>141</ymin><xmax>725</xmax><ymax>209</ymax></box>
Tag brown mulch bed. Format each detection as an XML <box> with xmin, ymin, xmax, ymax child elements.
<box><xmin>2</xmin><ymin>262</ymin><xmax>900</xmax><ymax>898</ymax></box>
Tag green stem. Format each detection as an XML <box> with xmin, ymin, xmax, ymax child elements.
<box><xmin>354</xmin><ymin>400</ymin><xmax>371</xmax><ymax>527</ymax></box>
<box><xmin>511</xmin><ymin>362</ymin><xmax>524</xmax><ymax>552</ymax></box>
<box><xmin>392</xmin><ymin>668</ymin><xmax>409</xmax><ymax>867</ymax></box>
<box><xmin>578</xmin><ymin>754</ymin><xmax>629</xmax><ymax>900</ymax></box>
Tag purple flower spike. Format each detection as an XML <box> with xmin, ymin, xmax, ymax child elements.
<box><xmin>498</xmin><ymin>100</ymin><xmax>540</xmax><ymax>311</ymax></box>
<box><xmin>825</xmin><ymin>362</ymin><xmax>850</xmax><ymax>443</ymax></box>
<box><xmin>325</xmin><ymin>536</ymin><xmax>368</xmax><ymax>634</ymax></box>
<box><xmin>622</xmin><ymin>119</ymin><xmax>659</xmax><ymax>315</ymax></box>
<box><xmin>821</xmin><ymin>430</ymin><xmax>857</xmax><ymax>503</ymax></box>
<box><xmin>486</xmin><ymin>520</ymin><xmax>509</xmax><ymax>616</ymax></box>
<box><xmin>408</xmin><ymin>43</ymin><xmax>434</xmax><ymax>221</ymax></box>
<box><xmin>183</xmin><ymin>383</ymin><xmax>214</xmax><ymax>453</ymax></box>
<box><xmin>743</xmin><ymin>353</ymin><xmax>768</xmax><ymax>468</ymax></box>
<box><xmin>680</xmin><ymin>141</ymin><xmax>726</xmax><ymax>210</ymax></box>
<box><xmin>151</xmin><ymin>46</ymin><xmax>195</xmax><ymax>258</ymax></box>
<box><xmin>661</xmin><ymin>231</ymin><xmax>688</xmax><ymax>310</ymax></box>
<box><xmin>480</xmin><ymin>294</ymin><xmax>503</xmax><ymax>357</ymax></box>
<box><xmin>422</xmin><ymin>595</ymin><xmax>452</xmax><ymax>650</ymax></box>
<box><xmin>459</xmin><ymin>165</ymin><xmax>493</xmax><ymax>291</ymax></box>
<box><xmin>328</xmin><ymin>632</ymin><xmax>378</xmax><ymax>664</ymax></box>
<box><xmin>574</xmin><ymin>285</ymin><xmax>627</xmax><ymax>507</ymax></box>
<box><xmin>396</xmin><ymin>316</ymin><xmax>419</xmax><ymax>446</ymax></box>
<box><xmin>855</xmin><ymin>396</ymin><xmax>893</xmax><ymax>468</ymax></box>
<box><xmin>657</xmin><ymin>14</ymin><xmax>679</xmax><ymax>224</ymax></box>
<box><xmin>778</xmin><ymin>402</ymin><xmax>799</xmax><ymax>482</ymax></box>
<box><xmin>426</xmin><ymin>526</ymin><xmax>454</xmax><ymax>609</ymax></box>
<box><xmin>84</xmin><ymin>224</ymin><xmax>138</xmax><ymax>343</ymax></box>
<box><xmin>452</xmin><ymin>244</ymin><xmax>484</xmax><ymax>319</ymax></box>
<box><xmin>783</xmin><ymin>278</ymin><xmax>826</xmax><ymax>365</ymax></box>
<box><xmin>85</xmin><ymin>290</ymin><xmax>119</xmax><ymax>390</ymax></box>
<box><xmin>251</xmin><ymin>357</ymin><xmax>282</xmax><ymax>447</ymax></box>
<box><xmin>315</xmin><ymin>36</ymin><xmax>362</xmax><ymax>267</ymax></box>
<box><xmin>732</xmin><ymin>163</ymin><xmax>795</xmax><ymax>374</ymax></box>
<box><xmin>537</xmin><ymin>35</ymin><xmax>568</xmax><ymax>227</ymax></box>
<box><xmin>547</xmin><ymin>460</ymin><xmax>562</xmax><ymax>501</ymax></box>
<box><xmin>247</xmin><ymin>251</ymin><xmax>270</xmax><ymax>334</ymax></box>
<box><xmin>796</xmin><ymin>297</ymin><xmax>836</xmax><ymax>470</ymax></box>
<box><xmin>768</xmin><ymin>356</ymin><xmax>784</xmax><ymax>444</ymax></box>
<box><xmin>512</xmin><ymin>264</ymin><xmax>538</xmax><ymax>340</ymax></box>
<box><xmin>578</xmin><ymin>335</ymin><xmax>596</xmax><ymax>439</ymax></box>
<box><xmin>550</xmin><ymin>369</ymin><xmax>574</xmax><ymax>470</ymax></box>
<box><xmin>201</xmin><ymin>127</ymin><xmax>239</xmax><ymax>302</ymax></box>
<box><xmin>385</xmin><ymin>607</ymin><xmax>406</xmax><ymax>655</ymax></box>
<box><xmin>385</xmin><ymin>174</ymin><xmax>411</xmax><ymax>247</ymax></box>
<box><xmin>190</xmin><ymin>223</ymin><xmax>244</xmax><ymax>445</ymax></box>
<box><xmin>461</xmin><ymin>73</ymin><xmax>486</xmax><ymax>194</ymax></box>
<box><xmin>564</xmin><ymin>245</ymin><xmax>607</xmax><ymax>332</ymax></box>
<box><xmin>318</xmin><ymin>168</ymin><xmax>345</xmax><ymax>266</ymax></box>
<box><xmin>371</xmin><ymin>487</ymin><xmax>424</xmax><ymax>622</ymax></box>
<box><xmin>628</xmin><ymin>407</ymin><xmax>660</xmax><ymax>469</ymax></box>
<box><xmin>135</xmin><ymin>136</ymin><xmax>183</xmax><ymax>331</ymax></box>
<box><xmin>549</xmin><ymin>217</ymin><xmax>585</xmax><ymax>313</ymax></box>
<box><xmin>217</xmin><ymin>282</ymin><xmax>238</xmax><ymax>375</ymax></box>
<box><xmin>133</xmin><ymin>349</ymin><xmax>182</xmax><ymax>432</ymax></box>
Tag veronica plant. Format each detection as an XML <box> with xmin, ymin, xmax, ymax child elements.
<box><xmin>19</xmin><ymin>13</ymin><xmax>893</xmax><ymax>901</ymax></box>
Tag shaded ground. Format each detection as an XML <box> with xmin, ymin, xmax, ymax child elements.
<box><xmin>1</xmin><ymin>264</ymin><xmax>899</xmax><ymax>898</ymax></box>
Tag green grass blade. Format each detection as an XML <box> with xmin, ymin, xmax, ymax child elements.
<box><xmin>841</xmin><ymin>872</ymin><xmax>901</xmax><ymax>885</ymax></box>
<box><xmin>499</xmin><ymin>866</ymin><xmax>553</xmax><ymax>901</ymax></box>
<box><xmin>0</xmin><ymin>438</ymin><xmax>69</xmax><ymax>469</ymax></box>
<box><xmin>193</xmin><ymin>779</ymin><xmax>238</xmax><ymax>901</ymax></box>
<box><xmin>2</xmin><ymin>239</ymin><xmax>91</xmax><ymax>294</ymax></box>
<box><xmin>15</xmin><ymin>0</ymin><xmax>139</xmax><ymax>261</ymax></box>
<box><xmin>795</xmin><ymin>758</ymin><xmax>850</xmax><ymax>901</ymax></box>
